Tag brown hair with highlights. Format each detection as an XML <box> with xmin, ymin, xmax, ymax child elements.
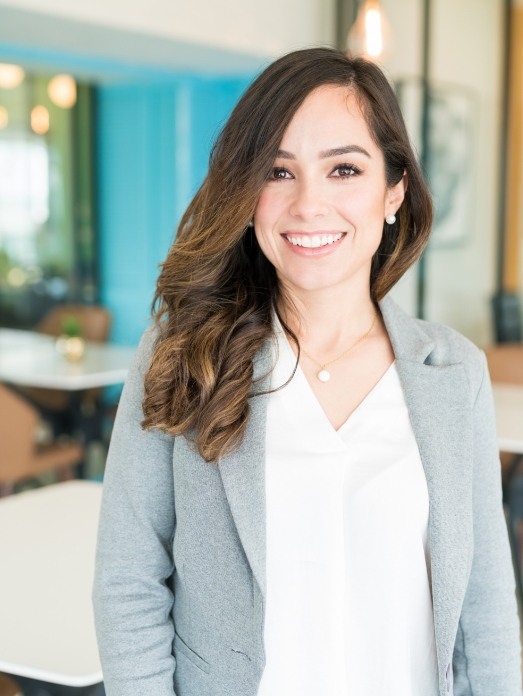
<box><xmin>142</xmin><ymin>47</ymin><xmax>433</xmax><ymax>462</ymax></box>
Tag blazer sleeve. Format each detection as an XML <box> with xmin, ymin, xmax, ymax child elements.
<box><xmin>453</xmin><ymin>352</ymin><xmax>522</xmax><ymax>695</ymax></box>
<box><xmin>92</xmin><ymin>327</ymin><xmax>177</xmax><ymax>695</ymax></box>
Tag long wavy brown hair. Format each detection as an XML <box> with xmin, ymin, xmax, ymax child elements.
<box><xmin>142</xmin><ymin>47</ymin><xmax>433</xmax><ymax>462</ymax></box>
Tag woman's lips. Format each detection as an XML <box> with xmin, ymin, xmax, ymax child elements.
<box><xmin>281</xmin><ymin>231</ymin><xmax>347</xmax><ymax>255</ymax></box>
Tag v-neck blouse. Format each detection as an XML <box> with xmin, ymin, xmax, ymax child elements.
<box><xmin>257</xmin><ymin>324</ymin><xmax>439</xmax><ymax>696</ymax></box>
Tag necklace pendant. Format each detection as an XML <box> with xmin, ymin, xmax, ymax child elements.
<box><xmin>317</xmin><ymin>369</ymin><xmax>331</xmax><ymax>383</ymax></box>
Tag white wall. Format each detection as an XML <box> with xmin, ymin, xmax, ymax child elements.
<box><xmin>383</xmin><ymin>0</ymin><xmax>504</xmax><ymax>345</ymax></box>
<box><xmin>0</xmin><ymin>0</ymin><xmax>336</xmax><ymax>74</ymax></box>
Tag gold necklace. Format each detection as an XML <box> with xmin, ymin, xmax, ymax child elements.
<box><xmin>299</xmin><ymin>314</ymin><xmax>377</xmax><ymax>383</ymax></box>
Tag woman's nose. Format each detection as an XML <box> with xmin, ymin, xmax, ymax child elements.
<box><xmin>289</xmin><ymin>181</ymin><xmax>329</xmax><ymax>220</ymax></box>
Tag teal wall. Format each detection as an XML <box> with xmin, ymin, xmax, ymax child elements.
<box><xmin>0</xmin><ymin>39</ymin><xmax>254</xmax><ymax>345</ymax></box>
<box><xmin>96</xmin><ymin>76</ymin><xmax>252</xmax><ymax>345</ymax></box>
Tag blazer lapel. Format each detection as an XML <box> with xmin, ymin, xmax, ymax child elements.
<box><xmin>381</xmin><ymin>297</ymin><xmax>474</xmax><ymax>667</ymax></box>
<box><xmin>218</xmin><ymin>340</ymin><xmax>273</xmax><ymax>598</ymax></box>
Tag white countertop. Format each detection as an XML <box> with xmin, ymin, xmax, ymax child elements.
<box><xmin>0</xmin><ymin>328</ymin><xmax>135</xmax><ymax>390</ymax></box>
<box><xmin>0</xmin><ymin>481</ymin><xmax>103</xmax><ymax>686</ymax></box>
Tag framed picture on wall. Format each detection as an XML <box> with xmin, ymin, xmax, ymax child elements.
<box><xmin>395</xmin><ymin>77</ymin><xmax>478</xmax><ymax>249</ymax></box>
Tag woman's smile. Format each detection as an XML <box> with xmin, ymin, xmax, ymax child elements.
<box><xmin>282</xmin><ymin>230</ymin><xmax>347</xmax><ymax>254</ymax></box>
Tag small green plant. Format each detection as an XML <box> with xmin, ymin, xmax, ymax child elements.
<box><xmin>60</xmin><ymin>314</ymin><xmax>83</xmax><ymax>338</ymax></box>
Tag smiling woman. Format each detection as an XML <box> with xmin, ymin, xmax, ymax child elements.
<box><xmin>142</xmin><ymin>48</ymin><xmax>432</xmax><ymax>459</ymax></box>
<box><xmin>93</xmin><ymin>47</ymin><xmax>522</xmax><ymax>696</ymax></box>
<box><xmin>252</xmin><ymin>83</ymin><xmax>406</xmax><ymax>406</ymax></box>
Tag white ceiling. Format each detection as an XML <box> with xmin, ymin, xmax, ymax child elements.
<box><xmin>0</xmin><ymin>4</ymin><xmax>271</xmax><ymax>81</ymax></box>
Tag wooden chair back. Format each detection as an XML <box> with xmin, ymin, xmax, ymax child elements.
<box><xmin>0</xmin><ymin>385</ymin><xmax>83</xmax><ymax>490</ymax></box>
<box><xmin>484</xmin><ymin>344</ymin><xmax>523</xmax><ymax>385</ymax></box>
<box><xmin>0</xmin><ymin>674</ymin><xmax>22</xmax><ymax>696</ymax></box>
<box><xmin>37</xmin><ymin>304</ymin><xmax>111</xmax><ymax>343</ymax></box>
<box><xmin>0</xmin><ymin>385</ymin><xmax>38</xmax><ymax>479</ymax></box>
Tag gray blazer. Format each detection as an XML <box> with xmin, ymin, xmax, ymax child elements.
<box><xmin>93</xmin><ymin>296</ymin><xmax>522</xmax><ymax>696</ymax></box>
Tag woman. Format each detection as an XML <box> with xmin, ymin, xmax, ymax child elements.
<box><xmin>93</xmin><ymin>48</ymin><xmax>522</xmax><ymax>696</ymax></box>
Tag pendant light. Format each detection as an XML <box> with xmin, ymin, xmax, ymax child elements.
<box><xmin>347</xmin><ymin>0</ymin><xmax>390</xmax><ymax>61</ymax></box>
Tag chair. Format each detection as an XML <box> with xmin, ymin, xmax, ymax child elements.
<box><xmin>484</xmin><ymin>344</ymin><xmax>523</xmax><ymax>385</ymax></box>
<box><xmin>484</xmin><ymin>343</ymin><xmax>523</xmax><ymax>606</ymax></box>
<box><xmin>0</xmin><ymin>674</ymin><xmax>22</xmax><ymax>696</ymax></box>
<box><xmin>21</xmin><ymin>304</ymin><xmax>112</xmax><ymax>435</ymax></box>
<box><xmin>0</xmin><ymin>385</ymin><xmax>84</xmax><ymax>496</ymax></box>
<box><xmin>491</xmin><ymin>291</ymin><xmax>522</xmax><ymax>343</ymax></box>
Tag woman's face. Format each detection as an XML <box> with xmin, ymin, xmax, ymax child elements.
<box><xmin>253</xmin><ymin>84</ymin><xmax>405</xmax><ymax>299</ymax></box>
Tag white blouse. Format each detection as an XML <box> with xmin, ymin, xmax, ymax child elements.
<box><xmin>257</xmin><ymin>324</ymin><xmax>439</xmax><ymax>696</ymax></box>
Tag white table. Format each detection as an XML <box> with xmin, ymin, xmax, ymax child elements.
<box><xmin>0</xmin><ymin>481</ymin><xmax>103</xmax><ymax>686</ymax></box>
<box><xmin>0</xmin><ymin>329</ymin><xmax>135</xmax><ymax>390</ymax></box>
<box><xmin>493</xmin><ymin>384</ymin><xmax>523</xmax><ymax>454</ymax></box>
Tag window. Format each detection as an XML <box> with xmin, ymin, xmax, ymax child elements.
<box><xmin>0</xmin><ymin>69</ymin><xmax>96</xmax><ymax>328</ymax></box>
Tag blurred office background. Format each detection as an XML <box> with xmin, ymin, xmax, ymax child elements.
<box><xmin>0</xmin><ymin>0</ymin><xmax>519</xmax><ymax>347</ymax></box>
<box><xmin>2</xmin><ymin>3</ymin><xmax>523</xmax><ymax>695</ymax></box>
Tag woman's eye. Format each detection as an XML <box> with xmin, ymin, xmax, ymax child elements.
<box><xmin>332</xmin><ymin>164</ymin><xmax>361</xmax><ymax>178</ymax></box>
<box><xmin>269</xmin><ymin>167</ymin><xmax>291</xmax><ymax>181</ymax></box>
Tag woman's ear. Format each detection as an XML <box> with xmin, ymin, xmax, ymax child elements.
<box><xmin>386</xmin><ymin>170</ymin><xmax>407</xmax><ymax>214</ymax></box>
<box><xmin>402</xmin><ymin>169</ymin><xmax>409</xmax><ymax>193</ymax></box>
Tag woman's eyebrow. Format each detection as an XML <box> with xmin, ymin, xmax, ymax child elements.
<box><xmin>276</xmin><ymin>145</ymin><xmax>372</xmax><ymax>160</ymax></box>
<box><xmin>276</xmin><ymin>149</ymin><xmax>296</xmax><ymax>159</ymax></box>
<box><xmin>320</xmin><ymin>145</ymin><xmax>371</xmax><ymax>159</ymax></box>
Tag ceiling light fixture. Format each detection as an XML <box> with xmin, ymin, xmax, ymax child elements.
<box><xmin>31</xmin><ymin>105</ymin><xmax>50</xmax><ymax>135</ymax></box>
<box><xmin>347</xmin><ymin>0</ymin><xmax>390</xmax><ymax>61</ymax></box>
<box><xmin>0</xmin><ymin>63</ymin><xmax>25</xmax><ymax>89</ymax></box>
<box><xmin>48</xmin><ymin>74</ymin><xmax>77</xmax><ymax>109</ymax></box>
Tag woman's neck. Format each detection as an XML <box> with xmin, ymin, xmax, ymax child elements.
<box><xmin>277</xmin><ymin>285</ymin><xmax>378</xmax><ymax>354</ymax></box>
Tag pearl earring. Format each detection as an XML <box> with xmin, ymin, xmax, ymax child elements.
<box><xmin>385</xmin><ymin>214</ymin><xmax>396</xmax><ymax>225</ymax></box>
<box><xmin>247</xmin><ymin>220</ymin><xmax>254</xmax><ymax>228</ymax></box>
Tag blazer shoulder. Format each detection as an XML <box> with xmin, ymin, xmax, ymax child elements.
<box><xmin>417</xmin><ymin>316</ymin><xmax>483</xmax><ymax>363</ymax></box>
<box><xmin>380</xmin><ymin>296</ymin><xmax>486</xmax><ymax>398</ymax></box>
<box><xmin>415</xmin><ymin>316</ymin><xmax>487</xmax><ymax>398</ymax></box>
<box><xmin>125</xmin><ymin>322</ymin><xmax>161</xmax><ymax>388</ymax></box>
<box><xmin>140</xmin><ymin>322</ymin><xmax>161</xmax><ymax>352</ymax></box>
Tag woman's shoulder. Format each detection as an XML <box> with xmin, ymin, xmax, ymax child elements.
<box><xmin>125</xmin><ymin>323</ymin><xmax>161</xmax><ymax>383</ymax></box>
<box><xmin>380</xmin><ymin>295</ymin><xmax>486</xmax><ymax>381</ymax></box>
<box><xmin>137</xmin><ymin>323</ymin><xmax>160</xmax><ymax>353</ymax></box>
<box><xmin>416</xmin><ymin>318</ymin><xmax>488</xmax><ymax>398</ymax></box>
<box><xmin>415</xmin><ymin>316</ymin><xmax>483</xmax><ymax>363</ymax></box>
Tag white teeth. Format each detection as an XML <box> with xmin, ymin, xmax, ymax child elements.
<box><xmin>285</xmin><ymin>233</ymin><xmax>344</xmax><ymax>248</ymax></box>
